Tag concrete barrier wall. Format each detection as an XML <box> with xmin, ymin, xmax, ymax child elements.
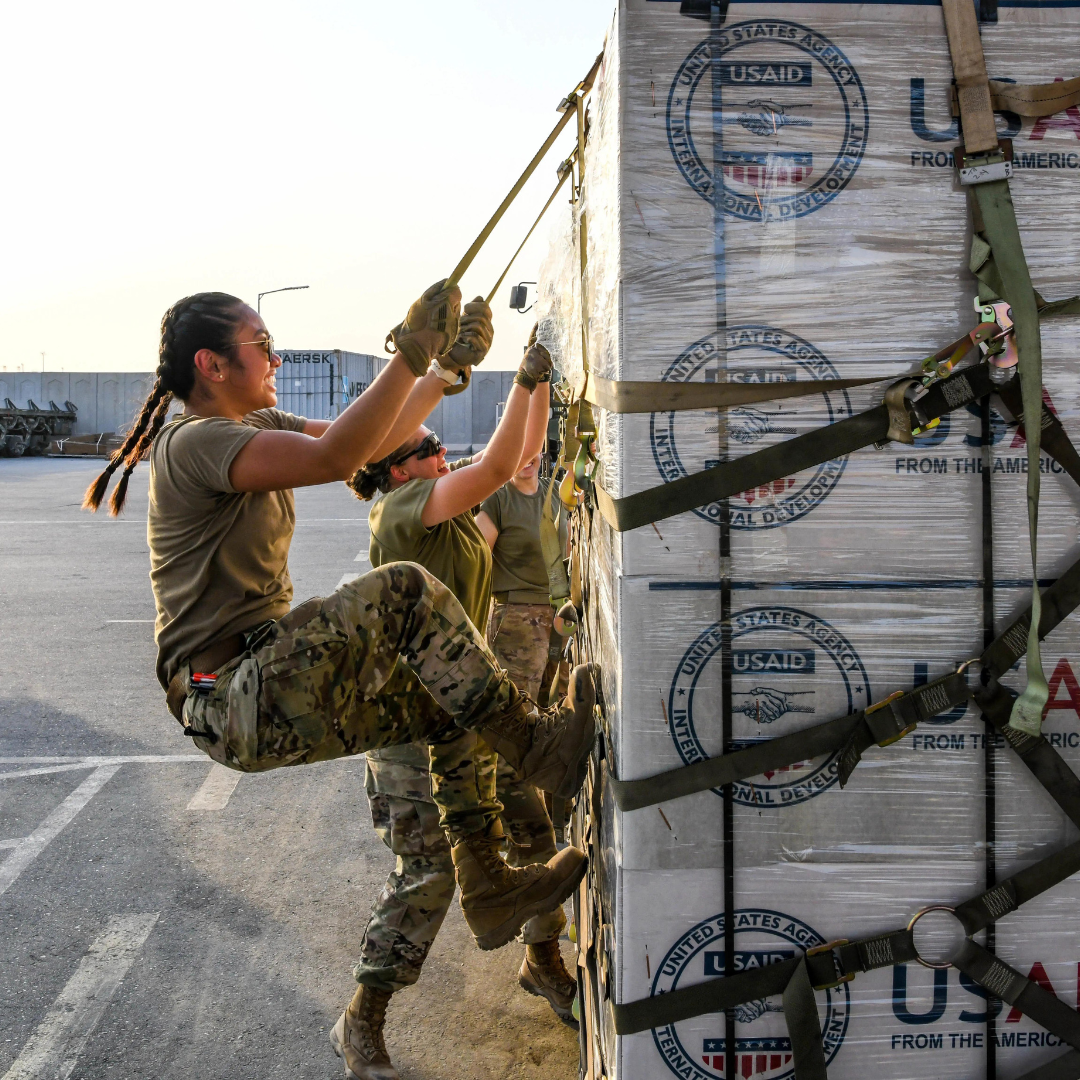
<box><xmin>0</xmin><ymin>367</ymin><xmax>517</xmax><ymax>447</ymax></box>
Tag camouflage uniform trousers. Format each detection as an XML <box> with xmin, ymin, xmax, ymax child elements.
<box><xmin>354</xmin><ymin>602</ymin><xmax>562</xmax><ymax>992</ymax></box>
<box><xmin>179</xmin><ymin>561</ymin><xmax>503</xmax><ymax>838</ymax></box>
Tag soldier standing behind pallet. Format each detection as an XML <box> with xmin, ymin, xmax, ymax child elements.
<box><xmin>475</xmin><ymin>448</ymin><xmax>569</xmax><ymax>703</ymax></box>
<box><xmin>345</xmin><ymin>339</ymin><xmax>577</xmax><ymax>1080</ymax></box>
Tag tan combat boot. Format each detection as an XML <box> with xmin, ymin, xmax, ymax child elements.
<box><xmin>451</xmin><ymin>820</ymin><xmax>587</xmax><ymax>951</ymax></box>
<box><xmin>330</xmin><ymin>985</ymin><xmax>398</xmax><ymax>1080</ymax></box>
<box><xmin>476</xmin><ymin>664</ymin><xmax>596</xmax><ymax>799</ymax></box>
<box><xmin>519</xmin><ymin>938</ymin><xmax>579</xmax><ymax>1028</ymax></box>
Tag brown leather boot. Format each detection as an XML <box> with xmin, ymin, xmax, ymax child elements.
<box><xmin>451</xmin><ymin>820</ymin><xmax>587</xmax><ymax>951</ymax></box>
<box><xmin>475</xmin><ymin>664</ymin><xmax>596</xmax><ymax>799</ymax></box>
<box><xmin>519</xmin><ymin>938</ymin><xmax>579</xmax><ymax>1028</ymax></box>
<box><xmin>329</xmin><ymin>985</ymin><xmax>398</xmax><ymax>1080</ymax></box>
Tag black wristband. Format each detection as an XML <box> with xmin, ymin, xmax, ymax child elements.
<box><xmin>537</xmin><ymin>369</ymin><xmax>552</xmax><ymax>383</ymax></box>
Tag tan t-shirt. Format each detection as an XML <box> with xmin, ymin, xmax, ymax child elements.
<box><xmin>366</xmin><ymin>457</ymin><xmax>492</xmax><ymax>775</ymax></box>
<box><xmin>148</xmin><ymin>408</ymin><xmax>306</xmax><ymax>689</ymax></box>
<box><xmin>480</xmin><ymin>477</ymin><xmax>565</xmax><ymax>604</ymax></box>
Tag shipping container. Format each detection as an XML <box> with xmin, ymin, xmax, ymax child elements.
<box><xmin>275</xmin><ymin>350</ymin><xmax>385</xmax><ymax>421</ymax></box>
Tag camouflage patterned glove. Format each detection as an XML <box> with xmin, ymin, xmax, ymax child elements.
<box><xmin>385</xmin><ymin>279</ymin><xmax>462</xmax><ymax>377</ymax></box>
<box><xmin>439</xmin><ymin>297</ymin><xmax>493</xmax><ymax>374</ymax></box>
<box><xmin>514</xmin><ymin>341</ymin><xmax>553</xmax><ymax>391</ymax></box>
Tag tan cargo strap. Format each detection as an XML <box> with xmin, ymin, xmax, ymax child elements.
<box><xmin>579</xmin><ymin>370</ymin><xmax>887</xmax><ymax>414</ymax></box>
<box><xmin>485</xmin><ymin>161</ymin><xmax>573</xmax><ymax>306</ymax></box>
<box><xmin>941</xmin><ymin>0</ymin><xmax>998</xmax><ymax>153</ymax></box>
<box><xmin>445</xmin><ymin>53</ymin><xmax>602</xmax><ymax>290</ymax></box>
<box><xmin>951</xmin><ymin>73</ymin><xmax>1080</xmax><ymax>118</ymax></box>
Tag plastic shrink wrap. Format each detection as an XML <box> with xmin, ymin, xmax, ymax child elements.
<box><xmin>532</xmin><ymin>1</ymin><xmax>1080</xmax><ymax>1078</ymax></box>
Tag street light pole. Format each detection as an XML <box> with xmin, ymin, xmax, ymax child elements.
<box><xmin>257</xmin><ymin>284</ymin><xmax>310</xmax><ymax>314</ymax></box>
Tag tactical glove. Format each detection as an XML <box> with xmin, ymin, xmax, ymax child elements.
<box><xmin>439</xmin><ymin>297</ymin><xmax>494</xmax><ymax>374</ymax></box>
<box><xmin>385</xmin><ymin>279</ymin><xmax>462</xmax><ymax>377</ymax></box>
<box><xmin>515</xmin><ymin>341</ymin><xmax>553</xmax><ymax>392</ymax></box>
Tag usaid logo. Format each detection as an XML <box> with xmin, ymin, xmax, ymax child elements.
<box><xmin>667</xmin><ymin>20</ymin><xmax>869</xmax><ymax>221</ymax></box>
<box><xmin>649</xmin><ymin>326</ymin><xmax>852</xmax><ymax>530</ymax></box>
<box><xmin>651</xmin><ymin>908</ymin><xmax>850</xmax><ymax>1080</ymax></box>
<box><xmin>669</xmin><ymin>606</ymin><xmax>870</xmax><ymax>806</ymax></box>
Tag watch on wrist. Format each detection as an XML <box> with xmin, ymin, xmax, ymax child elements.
<box><xmin>429</xmin><ymin>358</ymin><xmax>460</xmax><ymax>386</ymax></box>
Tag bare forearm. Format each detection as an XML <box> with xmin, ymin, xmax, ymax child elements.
<box><xmin>315</xmin><ymin>354</ymin><xmax>417</xmax><ymax>473</ymax></box>
<box><xmin>480</xmin><ymin>382</ymin><xmax>531</xmax><ymax>485</ymax></box>
<box><xmin>369</xmin><ymin>371</ymin><xmax>447</xmax><ymax>461</ymax></box>
<box><xmin>520</xmin><ymin>381</ymin><xmax>550</xmax><ymax>469</ymax></box>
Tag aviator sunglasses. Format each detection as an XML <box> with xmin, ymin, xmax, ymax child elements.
<box><xmin>235</xmin><ymin>335</ymin><xmax>276</xmax><ymax>360</ymax></box>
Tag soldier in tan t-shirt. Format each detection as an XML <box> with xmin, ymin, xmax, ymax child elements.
<box><xmin>81</xmin><ymin>287</ymin><xmax>595</xmax><ymax>1080</ymax></box>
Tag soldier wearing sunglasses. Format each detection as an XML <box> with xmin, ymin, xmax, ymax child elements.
<box><xmin>344</xmin><ymin>333</ymin><xmax>571</xmax><ymax>1078</ymax></box>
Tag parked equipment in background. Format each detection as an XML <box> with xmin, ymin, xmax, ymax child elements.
<box><xmin>0</xmin><ymin>399</ymin><xmax>77</xmax><ymax>457</ymax></box>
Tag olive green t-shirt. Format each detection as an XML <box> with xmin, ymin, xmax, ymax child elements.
<box><xmin>367</xmin><ymin>456</ymin><xmax>493</xmax><ymax>631</ymax></box>
<box><xmin>366</xmin><ymin>457</ymin><xmax>492</xmax><ymax>777</ymax></box>
<box><xmin>148</xmin><ymin>407</ymin><xmax>306</xmax><ymax>689</ymax></box>
<box><xmin>479</xmin><ymin>478</ymin><xmax>565</xmax><ymax>604</ymax></box>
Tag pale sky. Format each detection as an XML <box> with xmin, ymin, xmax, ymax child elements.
<box><xmin>0</xmin><ymin>1</ymin><xmax>614</xmax><ymax>373</ymax></box>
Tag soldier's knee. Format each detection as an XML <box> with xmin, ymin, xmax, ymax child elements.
<box><xmin>380</xmin><ymin>561</ymin><xmax>437</xmax><ymax>605</ymax></box>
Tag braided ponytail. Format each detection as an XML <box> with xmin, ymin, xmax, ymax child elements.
<box><xmin>83</xmin><ymin>292</ymin><xmax>244</xmax><ymax>515</ymax></box>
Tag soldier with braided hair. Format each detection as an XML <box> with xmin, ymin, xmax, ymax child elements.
<box><xmin>82</xmin><ymin>287</ymin><xmax>596</xmax><ymax>1080</ymax></box>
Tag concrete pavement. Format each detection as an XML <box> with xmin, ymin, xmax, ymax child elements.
<box><xmin>0</xmin><ymin>457</ymin><xmax>579</xmax><ymax>1080</ymax></box>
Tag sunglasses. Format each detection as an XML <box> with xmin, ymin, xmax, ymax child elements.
<box><xmin>235</xmin><ymin>335</ymin><xmax>276</xmax><ymax>361</ymax></box>
<box><xmin>389</xmin><ymin>432</ymin><xmax>443</xmax><ymax>467</ymax></box>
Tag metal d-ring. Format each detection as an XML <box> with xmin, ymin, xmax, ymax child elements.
<box><xmin>956</xmin><ymin>657</ymin><xmax>983</xmax><ymax>676</ymax></box>
<box><xmin>907</xmin><ymin>905</ymin><xmax>958</xmax><ymax>969</ymax></box>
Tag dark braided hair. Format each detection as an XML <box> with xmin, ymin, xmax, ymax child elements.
<box><xmin>83</xmin><ymin>292</ymin><xmax>246</xmax><ymax>515</ymax></box>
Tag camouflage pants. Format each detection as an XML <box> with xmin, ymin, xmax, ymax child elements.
<box><xmin>355</xmin><ymin>606</ymin><xmax>562</xmax><ymax>992</ymax></box>
<box><xmin>488</xmin><ymin>601</ymin><xmax>554</xmax><ymax>700</ymax></box>
<box><xmin>179</xmin><ymin>562</ymin><xmax>505</xmax><ymax>837</ymax></box>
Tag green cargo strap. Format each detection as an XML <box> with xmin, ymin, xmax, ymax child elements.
<box><xmin>609</xmin><ymin>543</ymin><xmax>1080</xmax><ymax>812</ymax></box>
<box><xmin>1014</xmin><ymin>1051</ymin><xmax>1080</xmax><ymax>1080</ymax></box>
<box><xmin>941</xmin><ymin>0</ymin><xmax>1048</xmax><ymax>737</ymax></box>
<box><xmin>836</xmin><ymin>672</ymin><xmax>969</xmax><ymax>785</ymax></box>
<box><xmin>950</xmin><ymin>73</ymin><xmax>1080</xmax><ymax>118</ymax></box>
<box><xmin>976</xmin><ymin>686</ymin><xmax>1080</xmax><ymax>830</ymax></box>
<box><xmin>611</xmin><ymin>955</ymin><xmax>798</xmax><ymax>1035</ymax></box>
<box><xmin>594</xmin><ymin>358</ymin><xmax>1000</xmax><ymax>532</ymax></box>
<box><xmin>997</xmin><ymin>378</ymin><xmax>1080</xmax><ymax>489</ymax></box>
<box><xmin>955</xmin><ymin>840</ymin><xmax>1080</xmax><ymax>934</ymax></box>
<box><xmin>580</xmin><ymin>370</ymin><xmax>886</xmax><ymax>414</ymax></box>
<box><xmin>955</xmin><ymin>940</ymin><xmax>1080</xmax><ymax>1051</ymax></box>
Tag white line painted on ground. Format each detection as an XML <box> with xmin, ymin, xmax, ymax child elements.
<box><xmin>336</xmin><ymin>572</ymin><xmax>362</xmax><ymax>590</ymax></box>
<box><xmin>0</xmin><ymin>913</ymin><xmax>159</xmax><ymax>1080</ymax></box>
<box><xmin>0</xmin><ymin>756</ymin><xmax>204</xmax><ymax>765</ymax></box>
<box><xmin>0</xmin><ymin>766</ymin><xmax>120</xmax><ymax>899</ymax></box>
<box><xmin>353</xmin><ymin>549</ymin><xmax>370</xmax><ymax>562</ymax></box>
<box><xmin>186</xmin><ymin>764</ymin><xmax>242</xmax><ymax>811</ymax></box>
<box><xmin>104</xmin><ymin>620</ymin><xmax>155</xmax><ymax>624</ymax></box>
<box><xmin>0</xmin><ymin>763</ymin><xmax>110</xmax><ymax>781</ymax></box>
<box><xmin>0</xmin><ymin>838</ymin><xmax>23</xmax><ymax>850</ymax></box>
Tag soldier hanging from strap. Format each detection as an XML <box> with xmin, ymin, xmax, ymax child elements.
<box><xmin>81</xmin><ymin>284</ymin><xmax>596</xmax><ymax>1079</ymax></box>
<box><xmin>344</xmin><ymin>335</ymin><xmax>578</xmax><ymax>1079</ymax></box>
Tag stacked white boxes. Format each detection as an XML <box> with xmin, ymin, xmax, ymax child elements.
<box><xmin>534</xmin><ymin>3</ymin><xmax>1080</xmax><ymax>1078</ymax></box>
